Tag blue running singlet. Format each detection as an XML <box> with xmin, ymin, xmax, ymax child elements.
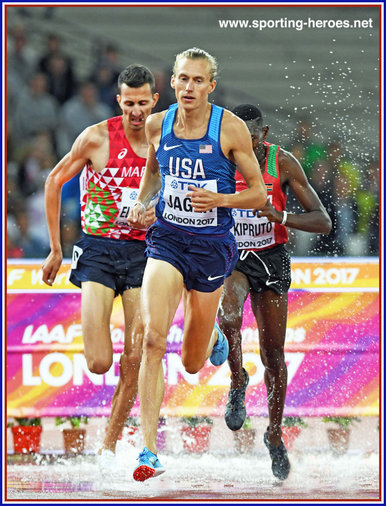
<box><xmin>155</xmin><ymin>103</ymin><xmax>236</xmax><ymax>236</ymax></box>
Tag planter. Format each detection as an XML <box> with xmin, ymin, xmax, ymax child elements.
<box><xmin>234</xmin><ymin>429</ymin><xmax>256</xmax><ymax>454</ymax></box>
<box><xmin>11</xmin><ymin>426</ymin><xmax>43</xmax><ymax>454</ymax></box>
<box><xmin>281</xmin><ymin>426</ymin><xmax>302</xmax><ymax>451</ymax></box>
<box><xmin>327</xmin><ymin>427</ymin><xmax>350</xmax><ymax>455</ymax></box>
<box><xmin>62</xmin><ymin>428</ymin><xmax>86</xmax><ymax>455</ymax></box>
<box><xmin>181</xmin><ymin>424</ymin><xmax>212</xmax><ymax>453</ymax></box>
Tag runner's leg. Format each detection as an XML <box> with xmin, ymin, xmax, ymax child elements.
<box><xmin>102</xmin><ymin>287</ymin><xmax>143</xmax><ymax>452</ymax></box>
<box><xmin>139</xmin><ymin>258</ymin><xmax>184</xmax><ymax>453</ymax></box>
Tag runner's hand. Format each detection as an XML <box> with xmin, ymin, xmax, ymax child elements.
<box><xmin>186</xmin><ymin>185</ymin><xmax>219</xmax><ymax>212</ymax></box>
<box><xmin>144</xmin><ymin>206</ymin><xmax>157</xmax><ymax>228</ymax></box>
<box><xmin>130</xmin><ymin>205</ymin><xmax>156</xmax><ymax>229</ymax></box>
<box><xmin>253</xmin><ymin>200</ymin><xmax>282</xmax><ymax>223</ymax></box>
<box><xmin>128</xmin><ymin>202</ymin><xmax>147</xmax><ymax>229</ymax></box>
<box><xmin>42</xmin><ymin>250</ymin><xmax>63</xmax><ymax>286</ymax></box>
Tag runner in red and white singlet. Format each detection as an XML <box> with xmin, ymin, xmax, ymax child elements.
<box><xmin>80</xmin><ymin>115</ymin><xmax>156</xmax><ymax>241</ymax></box>
<box><xmin>42</xmin><ymin>65</ymin><xmax>159</xmax><ymax>477</ymax></box>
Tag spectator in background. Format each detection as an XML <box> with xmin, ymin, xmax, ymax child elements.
<box><xmin>289</xmin><ymin>117</ymin><xmax>326</xmax><ymax>176</ymax></box>
<box><xmin>12</xmin><ymin>210</ymin><xmax>50</xmax><ymax>258</ymax></box>
<box><xmin>13</xmin><ymin>133</ymin><xmax>56</xmax><ymax>247</ymax></box>
<box><xmin>13</xmin><ymin>72</ymin><xmax>59</xmax><ymax>158</ymax></box>
<box><xmin>286</xmin><ymin>117</ymin><xmax>327</xmax><ymax>255</ymax></box>
<box><xmin>7</xmin><ymin>134</ymin><xmax>55</xmax><ymax>259</ymax></box>
<box><xmin>310</xmin><ymin>159</ymin><xmax>343</xmax><ymax>256</ymax></box>
<box><xmin>92</xmin><ymin>64</ymin><xmax>119</xmax><ymax>111</ymax></box>
<box><xmin>90</xmin><ymin>44</ymin><xmax>121</xmax><ymax>111</ymax></box>
<box><xmin>356</xmin><ymin>159</ymin><xmax>379</xmax><ymax>256</ymax></box>
<box><xmin>60</xmin><ymin>218</ymin><xmax>81</xmax><ymax>258</ymax></box>
<box><xmin>7</xmin><ymin>173</ymin><xmax>23</xmax><ymax>217</ymax></box>
<box><xmin>26</xmin><ymin>185</ymin><xmax>52</xmax><ymax>247</ymax></box>
<box><xmin>7</xmin><ymin>209</ymin><xmax>23</xmax><ymax>257</ymax></box>
<box><xmin>333</xmin><ymin>171</ymin><xmax>359</xmax><ymax>255</ymax></box>
<box><xmin>41</xmin><ymin>53</ymin><xmax>76</xmax><ymax>105</ymax></box>
<box><xmin>95</xmin><ymin>44</ymin><xmax>121</xmax><ymax>77</ymax></box>
<box><xmin>7</xmin><ymin>23</ymin><xmax>38</xmax><ymax>159</ymax></box>
<box><xmin>17</xmin><ymin>132</ymin><xmax>57</xmax><ymax>198</ymax></box>
<box><xmin>152</xmin><ymin>70</ymin><xmax>174</xmax><ymax>113</ymax></box>
<box><xmin>38</xmin><ymin>33</ymin><xmax>76</xmax><ymax>104</ymax></box>
<box><xmin>7</xmin><ymin>233</ymin><xmax>24</xmax><ymax>259</ymax></box>
<box><xmin>327</xmin><ymin>141</ymin><xmax>362</xmax><ymax>255</ymax></box>
<box><xmin>57</xmin><ymin>81</ymin><xmax>113</xmax><ymax>157</ymax></box>
<box><xmin>7</xmin><ymin>23</ymin><xmax>37</xmax><ymax>84</ymax></box>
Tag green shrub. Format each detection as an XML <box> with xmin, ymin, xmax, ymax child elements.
<box><xmin>241</xmin><ymin>416</ymin><xmax>253</xmax><ymax>430</ymax></box>
<box><xmin>125</xmin><ymin>416</ymin><xmax>139</xmax><ymax>427</ymax></box>
<box><xmin>180</xmin><ymin>416</ymin><xmax>213</xmax><ymax>427</ymax></box>
<box><xmin>283</xmin><ymin>416</ymin><xmax>308</xmax><ymax>428</ymax></box>
<box><xmin>322</xmin><ymin>416</ymin><xmax>361</xmax><ymax>428</ymax></box>
<box><xmin>55</xmin><ymin>416</ymin><xmax>88</xmax><ymax>428</ymax></box>
<box><xmin>7</xmin><ymin>417</ymin><xmax>41</xmax><ymax>428</ymax></box>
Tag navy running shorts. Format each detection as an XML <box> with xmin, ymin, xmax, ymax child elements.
<box><xmin>69</xmin><ymin>233</ymin><xmax>147</xmax><ymax>296</ymax></box>
<box><xmin>145</xmin><ymin>223</ymin><xmax>238</xmax><ymax>292</ymax></box>
<box><xmin>235</xmin><ymin>244</ymin><xmax>291</xmax><ymax>295</ymax></box>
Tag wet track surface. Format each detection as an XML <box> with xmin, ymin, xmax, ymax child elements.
<box><xmin>6</xmin><ymin>449</ymin><xmax>380</xmax><ymax>502</ymax></box>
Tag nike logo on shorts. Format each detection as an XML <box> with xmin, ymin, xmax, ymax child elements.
<box><xmin>164</xmin><ymin>143</ymin><xmax>182</xmax><ymax>151</ymax></box>
<box><xmin>207</xmin><ymin>274</ymin><xmax>224</xmax><ymax>281</ymax></box>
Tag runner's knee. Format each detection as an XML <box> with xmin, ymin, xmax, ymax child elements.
<box><xmin>87</xmin><ymin>356</ymin><xmax>113</xmax><ymax>374</ymax></box>
<box><xmin>119</xmin><ymin>350</ymin><xmax>141</xmax><ymax>377</ymax></box>
<box><xmin>143</xmin><ymin>329</ymin><xmax>167</xmax><ymax>358</ymax></box>
<box><xmin>261</xmin><ymin>347</ymin><xmax>285</xmax><ymax>371</ymax></box>
<box><xmin>182</xmin><ymin>357</ymin><xmax>204</xmax><ymax>375</ymax></box>
<box><xmin>217</xmin><ymin>316</ymin><xmax>242</xmax><ymax>342</ymax></box>
<box><xmin>181</xmin><ymin>350</ymin><xmax>206</xmax><ymax>374</ymax></box>
<box><xmin>218</xmin><ymin>303</ymin><xmax>242</xmax><ymax>337</ymax></box>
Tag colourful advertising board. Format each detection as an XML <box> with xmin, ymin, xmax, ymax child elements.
<box><xmin>6</xmin><ymin>258</ymin><xmax>379</xmax><ymax>418</ymax></box>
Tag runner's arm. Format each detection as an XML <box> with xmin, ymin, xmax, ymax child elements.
<box><xmin>257</xmin><ymin>150</ymin><xmax>331</xmax><ymax>233</ymax></box>
<box><xmin>42</xmin><ymin>128</ymin><xmax>99</xmax><ymax>285</ymax></box>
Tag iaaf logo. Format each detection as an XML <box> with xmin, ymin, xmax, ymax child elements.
<box><xmin>171</xmin><ymin>179</ymin><xmax>208</xmax><ymax>191</ymax></box>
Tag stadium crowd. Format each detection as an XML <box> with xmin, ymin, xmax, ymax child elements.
<box><xmin>6</xmin><ymin>24</ymin><xmax>379</xmax><ymax>260</ymax></box>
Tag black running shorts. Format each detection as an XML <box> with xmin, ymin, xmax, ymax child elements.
<box><xmin>234</xmin><ymin>244</ymin><xmax>291</xmax><ymax>295</ymax></box>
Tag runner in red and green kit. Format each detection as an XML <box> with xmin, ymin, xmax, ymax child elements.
<box><xmin>218</xmin><ymin>104</ymin><xmax>331</xmax><ymax>480</ymax></box>
<box><xmin>80</xmin><ymin>114</ymin><xmax>155</xmax><ymax>241</ymax></box>
<box><xmin>232</xmin><ymin>141</ymin><xmax>288</xmax><ymax>251</ymax></box>
<box><xmin>42</xmin><ymin>64</ymin><xmax>159</xmax><ymax>478</ymax></box>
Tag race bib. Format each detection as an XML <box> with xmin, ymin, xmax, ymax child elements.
<box><xmin>162</xmin><ymin>176</ymin><xmax>218</xmax><ymax>228</ymax></box>
<box><xmin>115</xmin><ymin>187</ymin><xmax>159</xmax><ymax>228</ymax></box>
<box><xmin>232</xmin><ymin>209</ymin><xmax>275</xmax><ymax>250</ymax></box>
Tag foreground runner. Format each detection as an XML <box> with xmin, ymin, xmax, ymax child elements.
<box><xmin>128</xmin><ymin>49</ymin><xmax>267</xmax><ymax>481</ymax></box>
